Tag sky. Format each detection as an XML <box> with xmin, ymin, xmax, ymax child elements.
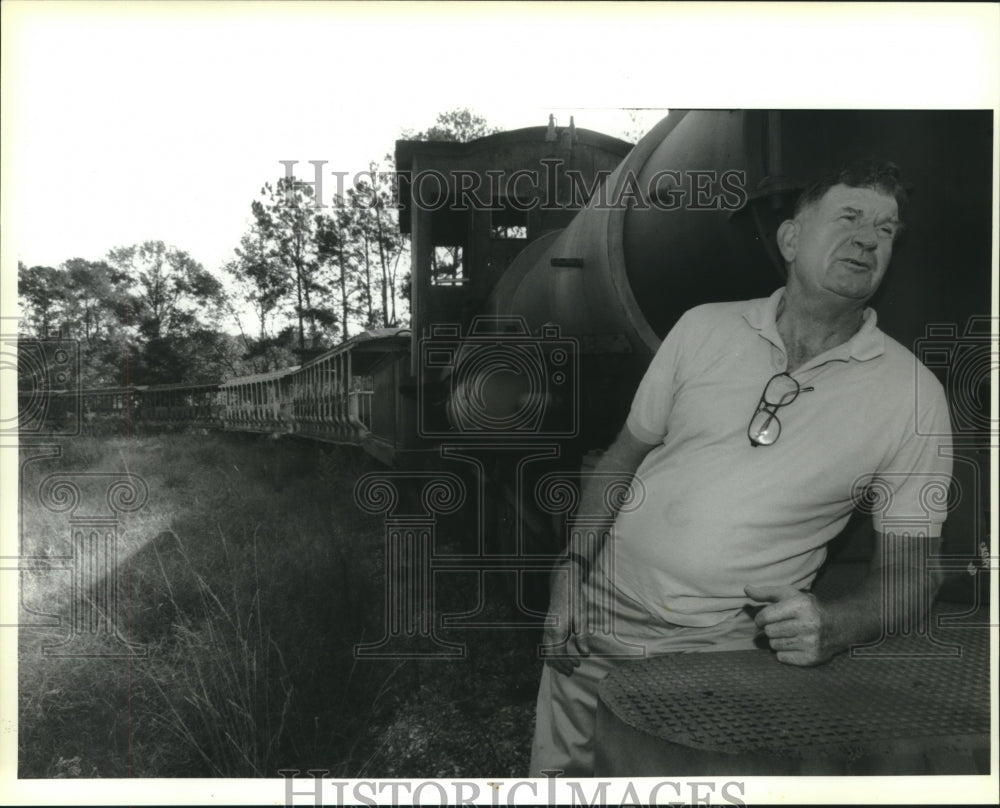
<box><xmin>3</xmin><ymin>2</ymin><xmax>673</xmax><ymax>277</ymax></box>
<box><xmin>4</xmin><ymin>2</ymin><xmax>997</xmax><ymax>292</ymax></box>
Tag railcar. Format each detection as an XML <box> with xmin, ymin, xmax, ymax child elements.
<box><xmin>136</xmin><ymin>381</ymin><xmax>221</xmax><ymax>425</ymax></box>
<box><xmin>59</xmin><ymin>382</ymin><xmax>221</xmax><ymax>431</ymax></box>
<box><xmin>287</xmin><ymin>326</ymin><xmax>410</xmax><ymax>464</ymax></box>
<box><xmin>219</xmin><ymin>368</ymin><xmax>296</xmax><ymax>433</ymax></box>
<box><xmin>79</xmin><ymin>386</ymin><xmax>135</xmax><ymax>422</ymax></box>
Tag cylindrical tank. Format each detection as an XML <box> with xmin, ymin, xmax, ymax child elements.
<box><xmin>488</xmin><ymin>111</ymin><xmax>778</xmax><ymax>357</ymax></box>
<box><xmin>489</xmin><ymin>109</ymin><xmax>992</xmax><ymax>363</ymax></box>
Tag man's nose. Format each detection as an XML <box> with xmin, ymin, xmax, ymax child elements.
<box><xmin>851</xmin><ymin>221</ymin><xmax>878</xmax><ymax>249</ymax></box>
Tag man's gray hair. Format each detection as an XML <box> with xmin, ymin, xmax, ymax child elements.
<box><xmin>794</xmin><ymin>160</ymin><xmax>908</xmax><ymax>228</ymax></box>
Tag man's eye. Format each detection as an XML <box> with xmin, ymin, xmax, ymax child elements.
<box><xmin>840</xmin><ymin>213</ymin><xmax>857</xmax><ymax>222</ymax></box>
<box><xmin>878</xmin><ymin>226</ymin><xmax>896</xmax><ymax>238</ymax></box>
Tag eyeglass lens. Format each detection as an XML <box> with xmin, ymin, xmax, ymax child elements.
<box><xmin>761</xmin><ymin>374</ymin><xmax>800</xmax><ymax>407</ymax></box>
<box><xmin>749</xmin><ymin>373</ymin><xmax>802</xmax><ymax>446</ymax></box>
<box><xmin>749</xmin><ymin>408</ymin><xmax>781</xmax><ymax>445</ymax></box>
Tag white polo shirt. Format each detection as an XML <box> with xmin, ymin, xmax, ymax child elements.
<box><xmin>604</xmin><ymin>288</ymin><xmax>953</xmax><ymax>627</ymax></box>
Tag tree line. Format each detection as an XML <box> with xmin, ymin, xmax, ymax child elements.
<box><xmin>17</xmin><ymin>110</ymin><xmax>497</xmax><ymax>388</ymax></box>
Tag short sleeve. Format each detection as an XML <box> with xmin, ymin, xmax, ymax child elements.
<box><xmin>625</xmin><ymin>310</ymin><xmax>693</xmax><ymax>444</ymax></box>
<box><xmin>871</xmin><ymin>371</ymin><xmax>954</xmax><ymax>538</ymax></box>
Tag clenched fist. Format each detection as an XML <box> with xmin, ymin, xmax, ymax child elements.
<box><xmin>744</xmin><ymin>584</ymin><xmax>835</xmax><ymax>666</ymax></box>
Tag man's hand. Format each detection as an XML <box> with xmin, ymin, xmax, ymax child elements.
<box><xmin>542</xmin><ymin>562</ymin><xmax>591</xmax><ymax>676</ymax></box>
<box><xmin>744</xmin><ymin>584</ymin><xmax>835</xmax><ymax>666</ymax></box>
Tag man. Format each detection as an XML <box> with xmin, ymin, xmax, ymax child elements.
<box><xmin>529</xmin><ymin>161</ymin><xmax>953</xmax><ymax>777</ymax></box>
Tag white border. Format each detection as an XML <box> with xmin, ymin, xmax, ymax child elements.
<box><xmin>2</xmin><ymin>2</ymin><xmax>997</xmax><ymax>805</ymax></box>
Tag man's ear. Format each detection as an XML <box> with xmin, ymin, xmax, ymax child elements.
<box><xmin>777</xmin><ymin>219</ymin><xmax>798</xmax><ymax>262</ymax></box>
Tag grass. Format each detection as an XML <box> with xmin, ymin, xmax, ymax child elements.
<box><xmin>17</xmin><ymin>431</ymin><xmax>540</xmax><ymax>778</ymax></box>
<box><xmin>140</xmin><ymin>528</ymin><xmax>294</xmax><ymax>776</ymax></box>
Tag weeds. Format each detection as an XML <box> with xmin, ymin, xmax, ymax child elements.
<box><xmin>18</xmin><ymin>433</ymin><xmax>538</xmax><ymax>778</ymax></box>
<box><xmin>139</xmin><ymin>528</ymin><xmax>294</xmax><ymax>776</ymax></box>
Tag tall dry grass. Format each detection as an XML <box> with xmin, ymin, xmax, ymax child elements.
<box><xmin>19</xmin><ymin>431</ymin><xmax>538</xmax><ymax>778</ymax></box>
<box><xmin>140</xmin><ymin>527</ymin><xmax>294</xmax><ymax>776</ymax></box>
<box><xmin>17</xmin><ymin>432</ymin><xmax>400</xmax><ymax>777</ymax></box>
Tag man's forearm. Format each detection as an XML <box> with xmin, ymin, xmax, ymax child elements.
<box><xmin>820</xmin><ymin>538</ymin><xmax>944</xmax><ymax>657</ymax></box>
<box><xmin>750</xmin><ymin>531</ymin><xmax>944</xmax><ymax>666</ymax></box>
<box><xmin>563</xmin><ymin>452</ymin><xmax>640</xmax><ymax>571</ymax></box>
<box><xmin>557</xmin><ymin>471</ymin><xmax>620</xmax><ymax>585</ymax></box>
<box><xmin>812</xmin><ymin>574</ymin><xmax>883</xmax><ymax>657</ymax></box>
<box><xmin>546</xmin><ymin>426</ymin><xmax>656</xmax><ymax>601</ymax></box>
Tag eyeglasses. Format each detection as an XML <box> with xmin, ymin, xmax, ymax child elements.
<box><xmin>748</xmin><ymin>372</ymin><xmax>814</xmax><ymax>447</ymax></box>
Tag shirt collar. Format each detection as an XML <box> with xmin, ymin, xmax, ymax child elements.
<box><xmin>742</xmin><ymin>287</ymin><xmax>884</xmax><ymax>363</ymax></box>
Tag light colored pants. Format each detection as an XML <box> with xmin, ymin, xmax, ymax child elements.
<box><xmin>528</xmin><ymin>574</ymin><xmax>758</xmax><ymax>777</ymax></box>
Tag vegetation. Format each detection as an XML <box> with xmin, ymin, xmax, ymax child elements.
<box><xmin>17</xmin><ymin>108</ymin><xmax>497</xmax><ymax>384</ymax></box>
<box><xmin>18</xmin><ymin>433</ymin><xmax>538</xmax><ymax>778</ymax></box>
<box><xmin>400</xmin><ymin>108</ymin><xmax>499</xmax><ymax>143</ymax></box>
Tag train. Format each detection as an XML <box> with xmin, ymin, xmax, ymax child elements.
<box><xmin>21</xmin><ymin>109</ymin><xmax>993</xmax><ymax>587</ymax></box>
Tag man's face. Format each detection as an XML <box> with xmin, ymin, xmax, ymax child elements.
<box><xmin>780</xmin><ymin>184</ymin><xmax>901</xmax><ymax>304</ymax></box>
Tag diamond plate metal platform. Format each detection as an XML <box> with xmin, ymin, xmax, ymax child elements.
<box><xmin>596</xmin><ymin>603</ymin><xmax>992</xmax><ymax>775</ymax></box>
